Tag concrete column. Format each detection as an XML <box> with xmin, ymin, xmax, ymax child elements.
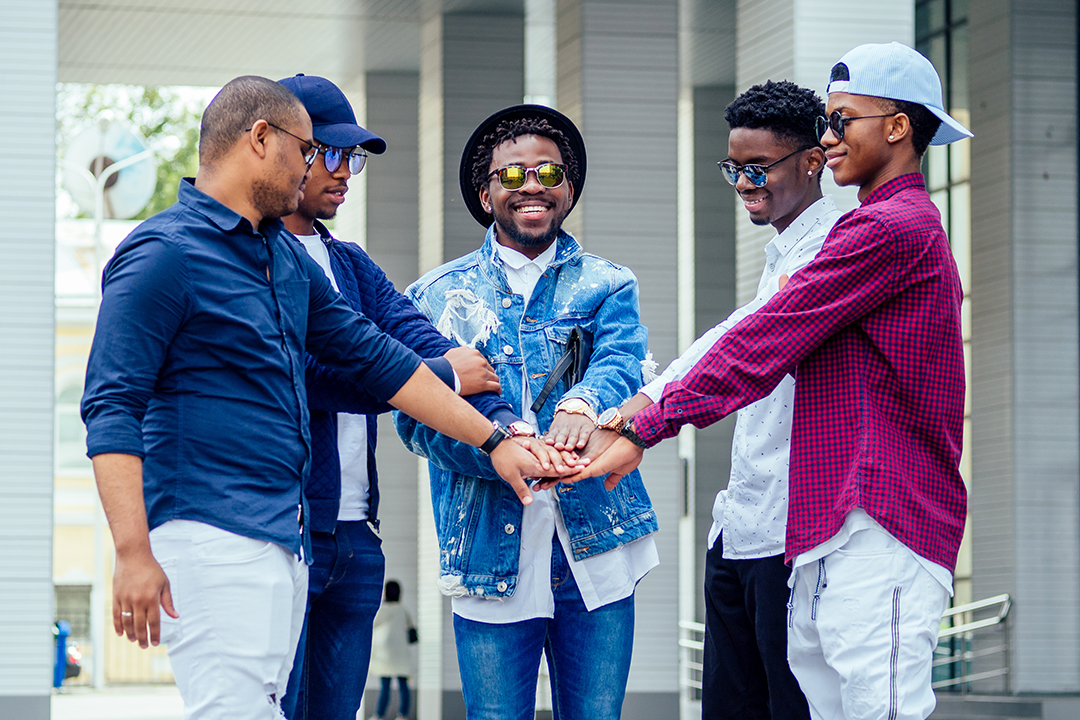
<box><xmin>733</xmin><ymin>0</ymin><xmax>913</xmax><ymax>301</ymax></box>
<box><xmin>417</xmin><ymin>9</ymin><xmax>525</xmax><ymax>718</ymax></box>
<box><xmin>0</xmin><ymin>2</ymin><xmax>56</xmax><ymax>718</ymax></box>
<box><xmin>969</xmin><ymin>0</ymin><xmax>1080</xmax><ymax>694</ymax></box>
<box><xmin>557</xmin><ymin>1</ymin><xmax>680</xmax><ymax>715</ymax></box>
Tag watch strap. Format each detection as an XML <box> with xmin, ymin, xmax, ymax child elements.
<box><xmin>479</xmin><ymin>422</ymin><xmax>511</xmax><ymax>455</ymax></box>
<box><xmin>620</xmin><ymin>419</ymin><xmax>648</xmax><ymax>449</ymax></box>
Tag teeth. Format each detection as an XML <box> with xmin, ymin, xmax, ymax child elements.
<box><xmin>516</xmin><ymin>205</ymin><xmax>547</xmax><ymax>213</ymax></box>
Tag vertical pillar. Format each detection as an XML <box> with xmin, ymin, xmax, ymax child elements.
<box><xmin>969</xmin><ymin>0</ymin><xmax>1080</xmax><ymax>694</ymax></box>
<box><xmin>734</xmin><ymin>0</ymin><xmax>913</xmax><ymax>301</ymax></box>
<box><xmin>557</xmin><ymin>1</ymin><xmax>680</xmax><ymax>715</ymax></box>
<box><xmin>0</xmin><ymin>2</ymin><xmax>55</xmax><ymax>719</ymax></box>
<box><xmin>417</xmin><ymin>9</ymin><xmax>525</xmax><ymax>718</ymax></box>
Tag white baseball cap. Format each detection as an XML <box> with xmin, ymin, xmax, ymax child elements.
<box><xmin>827</xmin><ymin>42</ymin><xmax>973</xmax><ymax>146</ymax></box>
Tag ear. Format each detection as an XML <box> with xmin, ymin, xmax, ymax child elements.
<box><xmin>804</xmin><ymin>147</ymin><xmax>826</xmax><ymax>176</ymax></box>
<box><xmin>479</xmin><ymin>184</ymin><xmax>492</xmax><ymax>214</ymax></box>
<box><xmin>886</xmin><ymin>113</ymin><xmax>912</xmax><ymax>145</ymax></box>
<box><xmin>566</xmin><ymin>180</ymin><xmax>575</xmax><ymax>207</ymax></box>
<box><xmin>245</xmin><ymin>119</ymin><xmax>272</xmax><ymax>160</ymax></box>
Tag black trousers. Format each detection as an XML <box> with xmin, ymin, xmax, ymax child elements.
<box><xmin>701</xmin><ymin>536</ymin><xmax>810</xmax><ymax>720</ymax></box>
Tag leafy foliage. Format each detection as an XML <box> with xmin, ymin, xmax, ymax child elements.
<box><xmin>56</xmin><ymin>83</ymin><xmax>217</xmax><ymax>219</ymax></box>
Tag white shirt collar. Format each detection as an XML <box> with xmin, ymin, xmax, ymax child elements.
<box><xmin>770</xmin><ymin>195</ymin><xmax>837</xmax><ymax>257</ymax></box>
<box><xmin>494</xmin><ymin>238</ymin><xmax>558</xmax><ymax>271</ymax></box>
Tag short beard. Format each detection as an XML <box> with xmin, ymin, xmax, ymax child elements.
<box><xmin>749</xmin><ymin>214</ymin><xmax>771</xmax><ymax>226</ymax></box>
<box><xmin>252</xmin><ymin>178</ymin><xmax>297</xmax><ymax>220</ymax></box>
<box><xmin>492</xmin><ymin>204</ymin><xmax>569</xmax><ymax>249</ymax></box>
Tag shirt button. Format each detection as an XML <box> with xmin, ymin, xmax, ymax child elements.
<box><xmin>502</xmin><ymin>297</ymin><xmax>512</xmax><ymax>308</ymax></box>
<box><xmin>496</xmin><ymin>581</ymin><xmax>508</xmax><ymax>592</ymax></box>
<box><xmin>504</xmin><ymin>524</ymin><xmax>515</xmax><ymax>534</ymax></box>
<box><xmin>503</xmin><ymin>345</ymin><xmax>514</xmax><ymax>356</ymax></box>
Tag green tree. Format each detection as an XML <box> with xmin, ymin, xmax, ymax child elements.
<box><xmin>56</xmin><ymin>83</ymin><xmax>216</xmax><ymax>220</ymax></box>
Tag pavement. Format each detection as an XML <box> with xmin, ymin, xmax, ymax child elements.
<box><xmin>52</xmin><ymin>685</ymin><xmax>185</xmax><ymax>720</ymax></box>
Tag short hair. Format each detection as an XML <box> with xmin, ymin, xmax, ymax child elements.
<box><xmin>469</xmin><ymin>117</ymin><xmax>580</xmax><ymax>195</ymax></box>
<box><xmin>725</xmin><ymin>80</ymin><xmax>825</xmax><ymax>150</ymax></box>
<box><xmin>384</xmin><ymin>580</ymin><xmax>401</xmax><ymax>602</ymax></box>
<box><xmin>199</xmin><ymin>75</ymin><xmax>304</xmax><ymax>166</ymax></box>
<box><xmin>874</xmin><ymin>98</ymin><xmax>943</xmax><ymax>157</ymax></box>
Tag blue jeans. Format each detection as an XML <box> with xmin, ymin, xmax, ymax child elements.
<box><xmin>282</xmin><ymin>521</ymin><xmax>385</xmax><ymax>720</ymax></box>
<box><xmin>453</xmin><ymin>539</ymin><xmax>634</xmax><ymax>720</ymax></box>
<box><xmin>376</xmin><ymin>676</ymin><xmax>410</xmax><ymax>718</ymax></box>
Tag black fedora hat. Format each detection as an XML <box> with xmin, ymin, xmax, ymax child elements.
<box><xmin>459</xmin><ymin>104</ymin><xmax>587</xmax><ymax>228</ymax></box>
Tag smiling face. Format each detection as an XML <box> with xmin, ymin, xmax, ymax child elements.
<box><xmin>726</xmin><ymin>127</ymin><xmax>824</xmax><ymax>235</ymax></box>
<box><xmin>479</xmin><ymin>134</ymin><xmax>573</xmax><ymax>257</ymax></box>
<box><xmin>821</xmin><ymin>92</ymin><xmax>899</xmax><ymax>201</ymax></box>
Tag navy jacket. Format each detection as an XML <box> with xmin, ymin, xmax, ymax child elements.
<box><xmin>302</xmin><ymin>222</ymin><xmax>516</xmax><ymax>532</ymax></box>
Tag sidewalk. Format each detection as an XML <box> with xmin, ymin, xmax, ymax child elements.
<box><xmin>52</xmin><ymin>685</ymin><xmax>185</xmax><ymax>720</ymax></box>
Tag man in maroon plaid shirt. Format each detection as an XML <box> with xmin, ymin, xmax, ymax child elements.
<box><xmin>561</xmin><ymin>43</ymin><xmax>973</xmax><ymax>719</ymax></box>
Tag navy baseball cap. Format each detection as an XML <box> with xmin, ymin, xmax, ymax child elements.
<box><xmin>826</xmin><ymin>42</ymin><xmax>972</xmax><ymax>146</ymax></box>
<box><xmin>277</xmin><ymin>74</ymin><xmax>386</xmax><ymax>154</ymax></box>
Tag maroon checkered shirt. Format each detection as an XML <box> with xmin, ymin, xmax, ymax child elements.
<box><xmin>636</xmin><ymin>174</ymin><xmax>967</xmax><ymax>570</ymax></box>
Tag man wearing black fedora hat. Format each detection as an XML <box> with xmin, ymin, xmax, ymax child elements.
<box><xmin>274</xmin><ymin>77</ymin><xmax>564</xmax><ymax>720</ymax></box>
<box><xmin>395</xmin><ymin>105</ymin><xmax>659</xmax><ymax>719</ymax></box>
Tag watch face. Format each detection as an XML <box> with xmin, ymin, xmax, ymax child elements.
<box><xmin>597</xmin><ymin>408</ymin><xmax>618</xmax><ymax>426</ymax></box>
<box><xmin>509</xmin><ymin>421</ymin><xmax>535</xmax><ymax>436</ymax></box>
<box><xmin>560</xmin><ymin>398</ymin><xmax>588</xmax><ymax>413</ymax></box>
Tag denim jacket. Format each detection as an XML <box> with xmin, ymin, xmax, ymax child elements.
<box><xmin>395</xmin><ymin>228</ymin><xmax>658</xmax><ymax>599</ymax></box>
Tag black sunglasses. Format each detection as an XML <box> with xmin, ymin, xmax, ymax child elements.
<box><xmin>815</xmin><ymin>111</ymin><xmax>896</xmax><ymax>142</ymax></box>
<box><xmin>245</xmin><ymin>122</ymin><xmax>319</xmax><ymax>170</ymax></box>
<box><xmin>718</xmin><ymin>146</ymin><xmax>814</xmax><ymax>188</ymax></box>
<box><xmin>487</xmin><ymin>163</ymin><xmax>568</xmax><ymax>190</ymax></box>
<box><xmin>319</xmin><ymin>146</ymin><xmax>367</xmax><ymax>175</ymax></box>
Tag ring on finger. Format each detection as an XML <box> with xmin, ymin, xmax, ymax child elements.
<box><xmin>121</xmin><ymin>611</ymin><xmax>133</xmax><ymax>617</ymax></box>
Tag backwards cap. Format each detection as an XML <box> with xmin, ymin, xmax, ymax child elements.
<box><xmin>827</xmin><ymin>42</ymin><xmax>972</xmax><ymax>146</ymax></box>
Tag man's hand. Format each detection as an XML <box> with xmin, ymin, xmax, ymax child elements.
<box><xmin>113</xmin><ymin>547</ymin><xmax>178</xmax><ymax>648</ymax></box>
<box><xmin>544</xmin><ymin>410</ymin><xmax>595</xmax><ymax>451</ymax></box>
<box><xmin>444</xmin><ymin>346</ymin><xmax>501</xmax><ymax>395</ymax></box>
<box><xmin>488</xmin><ymin>440</ymin><xmax>549</xmax><ymax>505</ymax></box>
<box><xmin>577</xmin><ymin>428</ymin><xmax>620</xmax><ymax>465</ymax></box>
<box><xmin>538</xmin><ymin>436</ymin><xmax>645</xmax><ymax>491</ymax></box>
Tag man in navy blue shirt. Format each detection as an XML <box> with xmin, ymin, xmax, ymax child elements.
<box><xmin>81</xmin><ymin>75</ymin><xmax>569</xmax><ymax>720</ymax></box>
<box><xmin>275</xmin><ymin>75</ymin><xmax>537</xmax><ymax>720</ymax></box>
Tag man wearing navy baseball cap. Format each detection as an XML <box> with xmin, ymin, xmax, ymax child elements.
<box><xmin>275</xmin><ymin>75</ymin><xmax>545</xmax><ymax>720</ymax></box>
<box><xmin>566</xmin><ymin>42</ymin><xmax>971</xmax><ymax>720</ymax></box>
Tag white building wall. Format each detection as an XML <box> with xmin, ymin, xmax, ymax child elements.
<box><xmin>0</xmin><ymin>1</ymin><xmax>57</xmax><ymax>718</ymax></box>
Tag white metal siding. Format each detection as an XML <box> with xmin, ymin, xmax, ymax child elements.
<box><xmin>0</xmin><ymin>0</ymin><xmax>57</xmax><ymax>715</ymax></box>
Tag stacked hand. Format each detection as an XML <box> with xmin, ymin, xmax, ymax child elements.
<box><xmin>488</xmin><ymin>434</ymin><xmax>589</xmax><ymax>505</ymax></box>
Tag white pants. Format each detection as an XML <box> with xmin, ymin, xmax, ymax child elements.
<box><xmin>150</xmin><ymin>520</ymin><xmax>308</xmax><ymax>720</ymax></box>
<box><xmin>787</xmin><ymin>527</ymin><xmax>949</xmax><ymax>720</ymax></box>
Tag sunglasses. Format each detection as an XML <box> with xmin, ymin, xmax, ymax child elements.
<box><xmin>319</xmin><ymin>145</ymin><xmax>367</xmax><ymax>175</ymax></box>
<box><xmin>718</xmin><ymin>146</ymin><xmax>813</xmax><ymax>188</ymax></box>
<box><xmin>248</xmin><ymin>122</ymin><xmax>319</xmax><ymax>170</ymax></box>
<box><xmin>487</xmin><ymin>163</ymin><xmax>568</xmax><ymax>190</ymax></box>
<box><xmin>815</xmin><ymin>111</ymin><xmax>896</xmax><ymax>142</ymax></box>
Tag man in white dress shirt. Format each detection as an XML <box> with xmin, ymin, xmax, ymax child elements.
<box><xmin>585</xmin><ymin>80</ymin><xmax>837</xmax><ymax>719</ymax></box>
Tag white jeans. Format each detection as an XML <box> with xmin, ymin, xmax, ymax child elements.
<box><xmin>787</xmin><ymin>527</ymin><xmax>949</xmax><ymax>720</ymax></box>
<box><xmin>150</xmin><ymin>520</ymin><xmax>308</xmax><ymax>720</ymax></box>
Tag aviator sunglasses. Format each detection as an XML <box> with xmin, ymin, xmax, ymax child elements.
<box><xmin>487</xmin><ymin>163</ymin><xmax>568</xmax><ymax>190</ymax></box>
<box><xmin>815</xmin><ymin>111</ymin><xmax>896</xmax><ymax>141</ymax></box>
<box><xmin>718</xmin><ymin>146</ymin><xmax>813</xmax><ymax>188</ymax></box>
<box><xmin>318</xmin><ymin>145</ymin><xmax>368</xmax><ymax>175</ymax></box>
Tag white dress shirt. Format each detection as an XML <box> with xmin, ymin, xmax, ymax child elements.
<box><xmin>640</xmin><ymin>196</ymin><xmax>840</xmax><ymax>559</ymax></box>
<box><xmin>453</xmin><ymin>240</ymin><xmax>658</xmax><ymax>622</ymax></box>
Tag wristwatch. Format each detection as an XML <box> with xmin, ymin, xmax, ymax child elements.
<box><xmin>507</xmin><ymin>421</ymin><xmax>536</xmax><ymax>437</ymax></box>
<box><xmin>554</xmin><ymin>397</ymin><xmax>598</xmax><ymax>424</ymax></box>
<box><xmin>479</xmin><ymin>420</ymin><xmax>512</xmax><ymax>455</ymax></box>
<box><xmin>596</xmin><ymin>407</ymin><xmax>627</xmax><ymax>433</ymax></box>
<box><xmin>619</xmin><ymin>419</ymin><xmax>648</xmax><ymax>449</ymax></box>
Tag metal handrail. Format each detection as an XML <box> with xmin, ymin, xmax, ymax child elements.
<box><xmin>933</xmin><ymin>593</ymin><xmax>1011</xmax><ymax>693</ymax></box>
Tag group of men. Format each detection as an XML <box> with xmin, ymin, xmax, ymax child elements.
<box><xmin>81</xmin><ymin>39</ymin><xmax>971</xmax><ymax>720</ymax></box>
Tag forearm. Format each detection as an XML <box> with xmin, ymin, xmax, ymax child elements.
<box><xmin>92</xmin><ymin>453</ymin><xmax>152</xmax><ymax>557</ymax></box>
<box><xmin>389</xmin><ymin>364</ymin><xmax>497</xmax><ymax>448</ymax></box>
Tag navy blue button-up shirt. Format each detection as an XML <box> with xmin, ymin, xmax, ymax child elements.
<box><xmin>82</xmin><ymin>179</ymin><xmax>421</xmax><ymax>555</ymax></box>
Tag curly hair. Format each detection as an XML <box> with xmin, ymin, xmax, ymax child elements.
<box><xmin>874</xmin><ymin>98</ymin><xmax>943</xmax><ymax>157</ymax></box>
<box><xmin>470</xmin><ymin>117</ymin><xmax>580</xmax><ymax>195</ymax></box>
<box><xmin>724</xmin><ymin>80</ymin><xmax>825</xmax><ymax>150</ymax></box>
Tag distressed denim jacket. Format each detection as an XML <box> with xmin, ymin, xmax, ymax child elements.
<box><xmin>395</xmin><ymin>228</ymin><xmax>659</xmax><ymax>599</ymax></box>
